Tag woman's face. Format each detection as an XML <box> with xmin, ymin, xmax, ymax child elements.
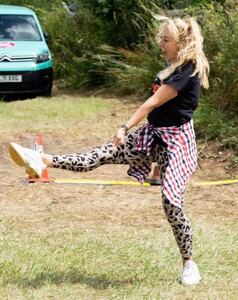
<box><xmin>159</xmin><ymin>26</ymin><xmax>179</xmax><ymax>62</ymax></box>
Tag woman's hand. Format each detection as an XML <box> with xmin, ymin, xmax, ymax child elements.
<box><xmin>112</xmin><ymin>128</ymin><xmax>127</xmax><ymax>146</ymax></box>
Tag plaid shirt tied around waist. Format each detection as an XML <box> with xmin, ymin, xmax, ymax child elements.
<box><xmin>127</xmin><ymin>120</ymin><xmax>197</xmax><ymax>207</ymax></box>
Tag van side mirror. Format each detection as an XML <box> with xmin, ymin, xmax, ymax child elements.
<box><xmin>44</xmin><ymin>32</ymin><xmax>51</xmax><ymax>45</ymax></box>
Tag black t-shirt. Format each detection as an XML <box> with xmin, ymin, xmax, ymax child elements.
<box><xmin>147</xmin><ymin>61</ymin><xmax>200</xmax><ymax>127</ymax></box>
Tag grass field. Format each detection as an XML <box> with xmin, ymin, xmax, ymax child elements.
<box><xmin>0</xmin><ymin>94</ymin><xmax>237</xmax><ymax>299</ymax></box>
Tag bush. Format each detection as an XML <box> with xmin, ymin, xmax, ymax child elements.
<box><xmin>34</xmin><ymin>4</ymin><xmax>109</xmax><ymax>88</ymax></box>
<box><xmin>0</xmin><ymin>0</ymin><xmax>62</xmax><ymax>10</ymax></box>
<box><xmin>194</xmin><ymin>97</ymin><xmax>238</xmax><ymax>148</ymax></box>
<box><xmin>39</xmin><ymin>0</ymin><xmax>166</xmax><ymax>92</ymax></box>
<box><xmin>80</xmin><ymin>0</ymin><xmax>164</xmax><ymax>49</ymax></box>
<box><xmin>187</xmin><ymin>2</ymin><xmax>238</xmax><ymax>113</ymax></box>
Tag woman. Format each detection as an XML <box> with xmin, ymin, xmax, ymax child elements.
<box><xmin>9</xmin><ymin>17</ymin><xmax>209</xmax><ymax>285</ymax></box>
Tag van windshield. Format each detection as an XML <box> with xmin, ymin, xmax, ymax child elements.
<box><xmin>0</xmin><ymin>14</ymin><xmax>42</xmax><ymax>41</ymax></box>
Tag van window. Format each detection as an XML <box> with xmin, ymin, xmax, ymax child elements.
<box><xmin>0</xmin><ymin>15</ymin><xmax>42</xmax><ymax>41</ymax></box>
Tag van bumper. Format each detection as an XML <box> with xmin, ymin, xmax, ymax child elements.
<box><xmin>0</xmin><ymin>67</ymin><xmax>53</xmax><ymax>96</ymax></box>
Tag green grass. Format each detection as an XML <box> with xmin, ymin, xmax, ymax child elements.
<box><xmin>0</xmin><ymin>96</ymin><xmax>117</xmax><ymax>133</ymax></box>
<box><xmin>0</xmin><ymin>220</ymin><xmax>237</xmax><ymax>299</ymax></box>
<box><xmin>1</xmin><ymin>95</ymin><xmax>238</xmax><ymax>299</ymax></box>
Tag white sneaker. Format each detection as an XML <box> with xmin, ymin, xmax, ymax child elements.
<box><xmin>9</xmin><ymin>142</ymin><xmax>46</xmax><ymax>178</ymax></box>
<box><xmin>178</xmin><ymin>260</ymin><xmax>201</xmax><ymax>285</ymax></box>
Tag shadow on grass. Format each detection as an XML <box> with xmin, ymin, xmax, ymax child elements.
<box><xmin>6</xmin><ymin>268</ymin><xmax>135</xmax><ymax>290</ymax></box>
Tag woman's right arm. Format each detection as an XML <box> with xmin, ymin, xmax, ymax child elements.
<box><xmin>112</xmin><ymin>83</ymin><xmax>178</xmax><ymax>146</ymax></box>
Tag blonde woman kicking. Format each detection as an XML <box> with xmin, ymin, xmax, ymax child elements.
<box><xmin>9</xmin><ymin>17</ymin><xmax>209</xmax><ymax>285</ymax></box>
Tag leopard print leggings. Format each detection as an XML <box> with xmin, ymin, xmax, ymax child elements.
<box><xmin>52</xmin><ymin>130</ymin><xmax>193</xmax><ymax>260</ymax></box>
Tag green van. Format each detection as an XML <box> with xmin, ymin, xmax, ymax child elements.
<box><xmin>0</xmin><ymin>5</ymin><xmax>53</xmax><ymax>98</ymax></box>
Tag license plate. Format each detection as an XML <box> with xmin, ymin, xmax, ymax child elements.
<box><xmin>0</xmin><ymin>75</ymin><xmax>22</xmax><ymax>82</ymax></box>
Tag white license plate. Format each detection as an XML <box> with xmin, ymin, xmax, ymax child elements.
<box><xmin>0</xmin><ymin>75</ymin><xmax>22</xmax><ymax>82</ymax></box>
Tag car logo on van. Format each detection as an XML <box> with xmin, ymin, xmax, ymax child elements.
<box><xmin>0</xmin><ymin>54</ymin><xmax>12</xmax><ymax>62</ymax></box>
<box><xmin>0</xmin><ymin>42</ymin><xmax>15</xmax><ymax>48</ymax></box>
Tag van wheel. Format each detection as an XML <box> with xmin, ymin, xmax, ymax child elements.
<box><xmin>41</xmin><ymin>86</ymin><xmax>52</xmax><ymax>97</ymax></box>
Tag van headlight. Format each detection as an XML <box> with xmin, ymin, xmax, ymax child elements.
<box><xmin>34</xmin><ymin>51</ymin><xmax>50</xmax><ymax>63</ymax></box>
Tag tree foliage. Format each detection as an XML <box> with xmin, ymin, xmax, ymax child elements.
<box><xmin>1</xmin><ymin>0</ymin><xmax>238</xmax><ymax>114</ymax></box>
<box><xmin>187</xmin><ymin>1</ymin><xmax>238</xmax><ymax>112</ymax></box>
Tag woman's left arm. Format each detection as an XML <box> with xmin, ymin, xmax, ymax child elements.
<box><xmin>112</xmin><ymin>84</ymin><xmax>178</xmax><ymax>146</ymax></box>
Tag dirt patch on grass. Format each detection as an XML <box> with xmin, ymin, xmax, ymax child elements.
<box><xmin>1</xmin><ymin>94</ymin><xmax>237</xmax><ymax>235</ymax></box>
<box><xmin>1</xmin><ymin>128</ymin><xmax>237</xmax><ymax>237</ymax></box>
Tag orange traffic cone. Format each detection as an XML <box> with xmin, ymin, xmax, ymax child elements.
<box><xmin>28</xmin><ymin>133</ymin><xmax>53</xmax><ymax>183</ymax></box>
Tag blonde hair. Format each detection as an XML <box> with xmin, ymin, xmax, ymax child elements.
<box><xmin>156</xmin><ymin>17</ymin><xmax>210</xmax><ymax>89</ymax></box>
